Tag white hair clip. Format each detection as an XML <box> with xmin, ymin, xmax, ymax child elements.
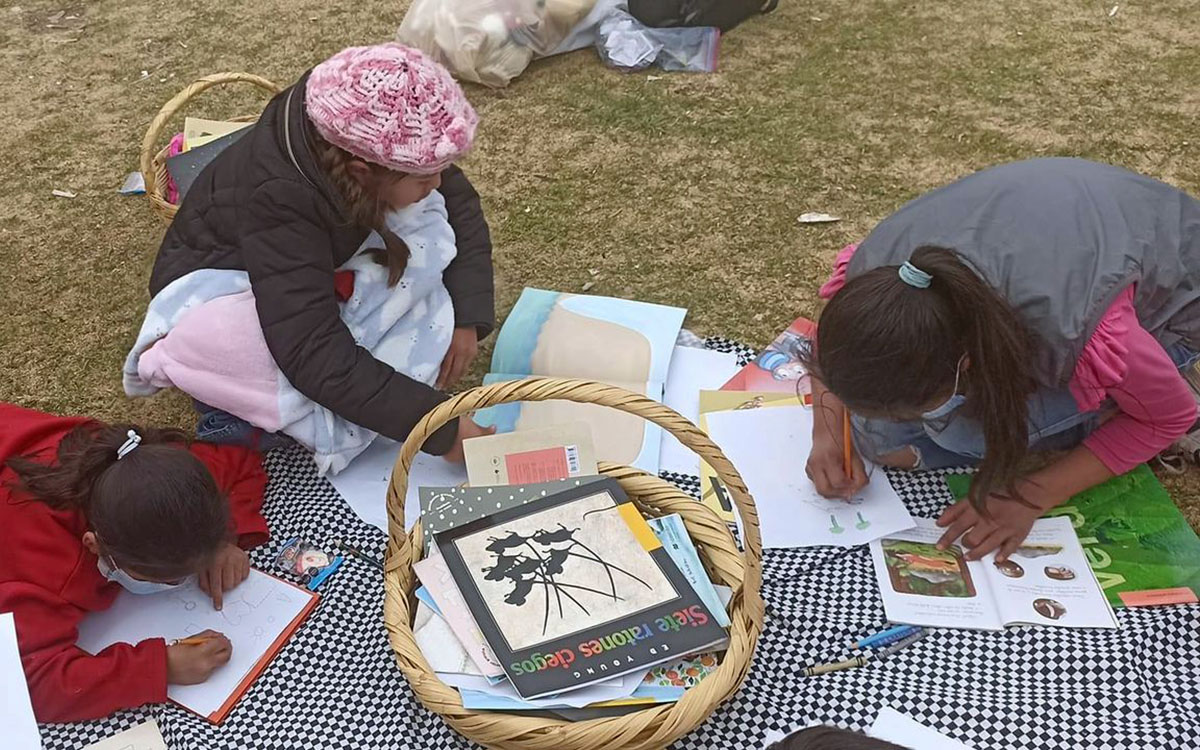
<box><xmin>116</xmin><ymin>429</ymin><xmax>142</xmax><ymax>460</ymax></box>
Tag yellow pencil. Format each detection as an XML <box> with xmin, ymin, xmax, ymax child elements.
<box><xmin>172</xmin><ymin>636</ymin><xmax>213</xmax><ymax>647</ymax></box>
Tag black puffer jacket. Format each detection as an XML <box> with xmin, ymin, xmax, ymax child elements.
<box><xmin>148</xmin><ymin>73</ymin><xmax>494</xmax><ymax>454</ymax></box>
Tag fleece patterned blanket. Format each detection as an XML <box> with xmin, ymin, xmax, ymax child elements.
<box><xmin>123</xmin><ymin>192</ymin><xmax>457</xmax><ymax>475</ymax></box>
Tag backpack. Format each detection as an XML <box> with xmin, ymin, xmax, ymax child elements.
<box><xmin>627</xmin><ymin>0</ymin><xmax>780</xmax><ymax>32</ymax></box>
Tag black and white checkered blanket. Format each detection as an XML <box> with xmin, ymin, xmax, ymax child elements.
<box><xmin>39</xmin><ymin>340</ymin><xmax>1200</xmax><ymax>750</ymax></box>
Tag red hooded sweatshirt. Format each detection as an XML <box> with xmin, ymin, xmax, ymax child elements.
<box><xmin>0</xmin><ymin>402</ymin><xmax>270</xmax><ymax>722</ymax></box>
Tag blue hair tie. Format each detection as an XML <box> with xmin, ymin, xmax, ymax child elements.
<box><xmin>898</xmin><ymin>261</ymin><xmax>933</xmax><ymax>289</ymax></box>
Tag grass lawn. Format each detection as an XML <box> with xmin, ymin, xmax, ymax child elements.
<box><xmin>1</xmin><ymin>0</ymin><xmax>1197</xmax><ymax>526</ymax></box>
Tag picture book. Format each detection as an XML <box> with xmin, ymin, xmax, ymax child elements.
<box><xmin>946</xmin><ymin>465</ymin><xmax>1200</xmax><ymax>607</ymax></box>
<box><xmin>414</xmin><ymin>599</ymin><xmax>491</xmax><ymax>677</ymax></box>
<box><xmin>658</xmin><ymin>346</ymin><xmax>741</xmax><ymax>475</ymax></box>
<box><xmin>182</xmin><ymin>117</ymin><xmax>252</xmax><ymax>151</ymax></box>
<box><xmin>474</xmin><ymin>288</ymin><xmax>687</xmax><ymax>473</ymax></box>
<box><xmin>648</xmin><ymin>513</ymin><xmax>731</xmax><ymax>627</ymax></box>
<box><xmin>464</xmin><ymin>422</ymin><xmax>598</xmax><ymax>486</ymax></box>
<box><xmin>720</xmin><ymin>316</ymin><xmax>816</xmax><ymax>397</ymax></box>
<box><xmin>1</xmin><ymin>613</ymin><xmax>40</xmax><ymax>750</ymax></box>
<box><xmin>419</xmin><ymin>476</ymin><xmax>606</xmax><ymax>549</ymax></box>
<box><xmin>165</xmin><ymin>127</ymin><xmax>249</xmax><ymax>201</ymax></box>
<box><xmin>76</xmin><ymin>569</ymin><xmax>318</xmax><ymax>723</ymax></box>
<box><xmin>434</xmin><ymin>477</ymin><xmax>727</xmax><ymax>698</ymax></box>
<box><xmin>696</xmin><ymin>389</ymin><xmax>805</xmax><ymax>524</ymax></box>
<box><xmin>414</xmin><ymin>553</ymin><xmax>506</xmax><ymax>677</ymax></box>
<box><xmin>869</xmin><ymin>517</ymin><xmax>1119</xmax><ymax>631</ymax></box>
<box><xmin>83</xmin><ymin>720</ymin><xmax>168</xmax><ymax>750</ymax></box>
<box><xmin>706</xmin><ymin>405</ymin><xmax>915</xmax><ymax>548</ymax></box>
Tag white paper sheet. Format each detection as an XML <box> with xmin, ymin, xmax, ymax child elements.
<box><xmin>76</xmin><ymin>571</ymin><xmax>313</xmax><ymax>720</ymax></box>
<box><xmin>83</xmin><ymin>719</ymin><xmax>168</xmax><ymax>750</ymax></box>
<box><xmin>0</xmin><ymin>613</ymin><xmax>41</xmax><ymax>750</ymax></box>
<box><xmin>762</xmin><ymin>709</ymin><xmax>973</xmax><ymax>749</ymax></box>
<box><xmin>327</xmin><ymin>437</ymin><xmax>466</xmax><ymax>533</ymax></box>
<box><xmin>869</xmin><ymin>707</ymin><xmax>974</xmax><ymax>749</ymax></box>
<box><xmin>705</xmin><ymin>406</ymin><xmax>915</xmax><ymax>548</ymax></box>
<box><xmin>658</xmin><ymin>346</ymin><xmax>741</xmax><ymax>475</ymax></box>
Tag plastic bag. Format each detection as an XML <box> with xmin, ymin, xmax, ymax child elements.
<box><xmin>397</xmin><ymin>0</ymin><xmax>596</xmax><ymax>88</ymax></box>
<box><xmin>595</xmin><ymin>8</ymin><xmax>720</xmax><ymax>72</ymax></box>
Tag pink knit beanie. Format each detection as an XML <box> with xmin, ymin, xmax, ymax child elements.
<box><xmin>306</xmin><ymin>43</ymin><xmax>478</xmax><ymax>175</ymax></box>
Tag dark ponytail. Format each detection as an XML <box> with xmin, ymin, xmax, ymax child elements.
<box><xmin>7</xmin><ymin>422</ymin><xmax>231</xmax><ymax>579</ymax></box>
<box><xmin>810</xmin><ymin>245</ymin><xmax>1037</xmax><ymax>510</ymax></box>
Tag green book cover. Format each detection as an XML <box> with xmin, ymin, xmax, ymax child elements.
<box><xmin>945</xmin><ymin>465</ymin><xmax>1200</xmax><ymax>606</ymax></box>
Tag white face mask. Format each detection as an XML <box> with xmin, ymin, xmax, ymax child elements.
<box><xmin>97</xmin><ymin>555</ymin><xmax>189</xmax><ymax>596</ymax></box>
<box><xmin>921</xmin><ymin>353</ymin><xmax>969</xmax><ymax>424</ymax></box>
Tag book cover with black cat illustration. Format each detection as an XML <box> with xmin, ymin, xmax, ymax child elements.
<box><xmin>435</xmin><ymin>477</ymin><xmax>728</xmax><ymax>699</ymax></box>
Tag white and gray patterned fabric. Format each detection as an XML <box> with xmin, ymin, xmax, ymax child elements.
<box><xmin>40</xmin><ymin>338</ymin><xmax>1200</xmax><ymax>750</ymax></box>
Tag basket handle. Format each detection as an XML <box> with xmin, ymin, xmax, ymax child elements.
<box><xmin>139</xmin><ymin>72</ymin><xmax>282</xmax><ymax>200</ymax></box>
<box><xmin>382</xmin><ymin>377</ymin><xmax>764</xmax><ymax>610</ymax></box>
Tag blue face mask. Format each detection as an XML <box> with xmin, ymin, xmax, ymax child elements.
<box><xmin>921</xmin><ymin>354</ymin><xmax>968</xmax><ymax>423</ymax></box>
<box><xmin>97</xmin><ymin>555</ymin><xmax>189</xmax><ymax>596</ymax></box>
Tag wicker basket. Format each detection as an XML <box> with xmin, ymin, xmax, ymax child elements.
<box><xmin>383</xmin><ymin>377</ymin><xmax>765</xmax><ymax>750</ymax></box>
<box><xmin>140</xmin><ymin>72</ymin><xmax>282</xmax><ymax>222</ymax></box>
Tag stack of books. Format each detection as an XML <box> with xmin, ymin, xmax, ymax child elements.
<box><xmin>411</xmin><ymin>474</ymin><xmax>731</xmax><ymax>716</ymax></box>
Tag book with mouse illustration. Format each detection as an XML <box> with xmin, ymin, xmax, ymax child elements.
<box><xmin>434</xmin><ymin>477</ymin><xmax>727</xmax><ymax>698</ymax></box>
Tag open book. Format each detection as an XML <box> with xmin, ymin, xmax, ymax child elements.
<box><xmin>870</xmin><ymin>517</ymin><xmax>1118</xmax><ymax>630</ymax></box>
<box><xmin>474</xmin><ymin>288</ymin><xmax>686</xmax><ymax>474</ymax></box>
<box><xmin>76</xmin><ymin>569</ymin><xmax>318</xmax><ymax>723</ymax></box>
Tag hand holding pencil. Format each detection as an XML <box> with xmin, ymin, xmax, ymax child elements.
<box><xmin>805</xmin><ymin>401</ymin><xmax>869</xmax><ymax>499</ymax></box>
<box><xmin>166</xmin><ymin>629</ymin><xmax>232</xmax><ymax>685</ymax></box>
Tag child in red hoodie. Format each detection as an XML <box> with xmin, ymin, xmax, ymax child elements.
<box><xmin>0</xmin><ymin>402</ymin><xmax>271</xmax><ymax>722</ymax></box>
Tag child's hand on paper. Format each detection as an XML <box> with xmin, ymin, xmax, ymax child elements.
<box><xmin>197</xmin><ymin>543</ymin><xmax>250</xmax><ymax>610</ymax></box>
<box><xmin>436</xmin><ymin>327</ymin><xmax>479</xmax><ymax>390</ymax></box>
<box><xmin>167</xmin><ymin>630</ymin><xmax>232</xmax><ymax>685</ymax></box>
<box><xmin>443</xmin><ymin>417</ymin><xmax>496</xmax><ymax>463</ymax></box>
<box><xmin>807</xmin><ymin>421</ymin><xmax>868</xmax><ymax>499</ymax></box>
<box><xmin>935</xmin><ymin>494</ymin><xmax>1043</xmax><ymax>561</ymax></box>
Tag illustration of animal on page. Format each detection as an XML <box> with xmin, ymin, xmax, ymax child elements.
<box><xmin>881</xmin><ymin>540</ymin><xmax>977</xmax><ymax>598</ymax></box>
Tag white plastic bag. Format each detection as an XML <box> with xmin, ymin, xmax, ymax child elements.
<box><xmin>397</xmin><ymin>0</ymin><xmax>596</xmax><ymax>87</ymax></box>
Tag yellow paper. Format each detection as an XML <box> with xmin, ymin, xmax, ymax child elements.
<box><xmin>697</xmin><ymin>390</ymin><xmax>805</xmax><ymax>523</ymax></box>
<box><xmin>184</xmin><ymin>117</ymin><xmax>252</xmax><ymax>151</ymax></box>
<box><xmin>618</xmin><ymin>502</ymin><xmax>662</xmax><ymax>551</ymax></box>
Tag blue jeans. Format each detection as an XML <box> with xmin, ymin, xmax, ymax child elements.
<box><xmin>193</xmin><ymin>401</ymin><xmax>294</xmax><ymax>451</ymax></box>
<box><xmin>853</xmin><ymin>341</ymin><xmax>1199</xmax><ymax>470</ymax></box>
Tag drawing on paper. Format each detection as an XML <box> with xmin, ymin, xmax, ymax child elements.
<box><xmin>881</xmin><ymin>539</ymin><xmax>977</xmax><ymax>598</ymax></box>
<box><xmin>451</xmin><ymin>492</ymin><xmax>677</xmax><ymax>651</ymax></box>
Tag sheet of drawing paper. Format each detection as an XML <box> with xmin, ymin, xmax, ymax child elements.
<box><xmin>76</xmin><ymin>570</ymin><xmax>314</xmax><ymax>720</ymax></box>
<box><xmin>83</xmin><ymin>720</ymin><xmax>168</xmax><ymax>750</ymax></box>
<box><xmin>328</xmin><ymin>437</ymin><xmax>467</xmax><ymax>533</ymax></box>
<box><xmin>869</xmin><ymin>707</ymin><xmax>974</xmax><ymax>749</ymax></box>
<box><xmin>0</xmin><ymin>612</ymin><xmax>41</xmax><ymax>750</ymax></box>
<box><xmin>658</xmin><ymin>347</ymin><xmax>741</xmax><ymax>475</ymax></box>
<box><xmin>704</xmin><ymin>406</ymin><xmax>915</xmax><ymax>548</ymax></box>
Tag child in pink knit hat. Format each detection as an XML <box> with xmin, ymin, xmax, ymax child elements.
<box><xmin>133</xmin><ymin>43</ymin><xmax>497</xmax><ymax>463</ymax></box>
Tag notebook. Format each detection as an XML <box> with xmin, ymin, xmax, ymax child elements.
<box><xmin>76</xmin><ymin>569</ymin><xmax>318</xmax><ymax>723</ymax></box>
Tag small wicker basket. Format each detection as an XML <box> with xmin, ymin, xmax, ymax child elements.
<box><xmin>383</xmin><ymin>377</ymin><xmax>765</xmax><ymax>750</ymax></box>
<box><xmin>139</xmin><ymin>72</ymin><xmax>281</xmax><ymax>222</ymax></box>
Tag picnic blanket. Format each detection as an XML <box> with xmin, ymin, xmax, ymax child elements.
<box><xmin>41</xmin><ymin>339</ymin><xmax>1200</xmax><ymax>750</ymax></box>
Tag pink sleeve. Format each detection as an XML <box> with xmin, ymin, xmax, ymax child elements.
<box><xmin>818</xmin><ymin>244</ymin><xmax>859</xmax><ymax>299</ymax></box>
<box><xmin>1071</xmin><ymin>288</ymin><xmax>1197</xmax><ymax>474</ymax></box>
